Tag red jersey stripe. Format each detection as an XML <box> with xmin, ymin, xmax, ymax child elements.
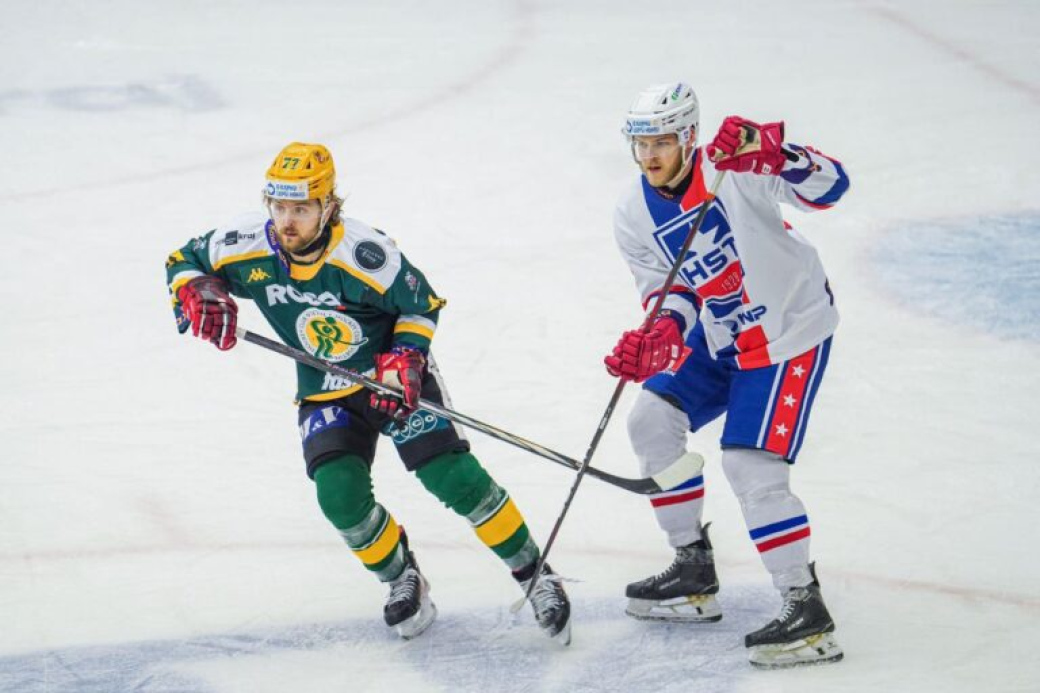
<box><xmin>650</xmin><ymin>488</ymin><xmax>705</xmax><ymax>508</ymax></box>
<box><xmin>755</xmin><ymin>526</ymin><xmax>811</xmax><ymax>553</ymax></box>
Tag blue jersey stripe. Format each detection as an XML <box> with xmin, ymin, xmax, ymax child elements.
<box><xmin>814</xmin><ymin>160</ymin><xmax>850</xmax><ymax>206</ymax></box>
<box><xmin>667</xmin><ymin>475</ymin><xmax>704</xmax><ymax>492</ymax></box>
<box><xmin>749</xmin><ymin>514</ymin><xmax>809</xmax><ymax>540</ymax></box>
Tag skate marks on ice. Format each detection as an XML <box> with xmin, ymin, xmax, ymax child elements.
<box><xmin>0</xmin><ymin>588</ymin><xmax>777</xmax><ymax>693</ymax></box>
<box><xmin>0</xmin><ymin>75</ymin><xmax>225</xmax><ymax>115</ymax></box>
<box><xmin>873</xmin><ymin>211</ymin><xmax>1040</xmax><ymax>341</ymax></box>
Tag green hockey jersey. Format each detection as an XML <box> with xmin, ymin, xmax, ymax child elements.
<box><xmin>166</xmin><ymin>211</ymin><xmax>446</xmax><ymax>402</ymax></box>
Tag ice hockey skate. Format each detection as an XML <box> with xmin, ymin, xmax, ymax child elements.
<box><xmin>625</xmin><ymin>523</ymin><xmax>722</xmax><ymax>623</ymax></box>
<box><xmin>383</xmin><ymin>532</ymin><xmax>437</xmax><ymax>640</ymax></box>
<box><xmin>515</xmin><ymin>561</ymin><xmax>572</xmax><ymax>645</ymax></box>
<box><xmin>745</xmin><ymin>563</ymin><xmax>843</xmax><ymax>669</ymax></box>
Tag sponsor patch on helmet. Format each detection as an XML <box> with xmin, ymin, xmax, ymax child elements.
<box><xmin>353</xmin><ymin>241</ymin><xmax>388</xmax><ymax>271</ymax></box>
<box><xmin>626</xmin><ymin>119</ymin><xmax>662</xmax><ymax>135</ymax></box>
<box><xmin>265</xmin><ymin>180</ymin><xmax>308</xmax><ymax>200</ymax></box>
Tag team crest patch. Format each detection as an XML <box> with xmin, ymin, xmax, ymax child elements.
<box><xmin>296</xmin><ymin>308</ymin><xmax>368</xmax><ymax>362</ymax></box>
<box><xmin>353</xmin><ymin>241</ymin><xmax>387</xmax><ymax>272</ymax></box>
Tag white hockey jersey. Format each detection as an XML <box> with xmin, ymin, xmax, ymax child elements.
<box><xmin>613</xmin><ymin>144</ymin><xmax>849</xmax><ymax>369</ymax></box>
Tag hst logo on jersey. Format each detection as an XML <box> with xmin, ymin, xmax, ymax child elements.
<box><xmin>652</xmin><ymin>199</ymin><xmax>737</xmax><ymax>287</ymax></box>
<box><xmin>651</xmin><ymin>197</ymin><xmax>758</xmax><ymax>328</ymax></box>
<box><xmin>266</xmin><ymin>284</ymin><xmax>340</xmax><ymax>307</ymax></box>
<box><xmin>296</xmin><ymin>309</ymin><xmax>368</xmax><ymax>362</ymax></box>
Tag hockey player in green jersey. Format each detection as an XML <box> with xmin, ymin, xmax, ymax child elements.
<box><xmin>165</xmin><ymin>142</ymin><xmax>570</xmax><ymax>643</ymax></box>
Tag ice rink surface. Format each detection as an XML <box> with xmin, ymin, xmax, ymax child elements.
<box><xmin>2</xmin><ymin>1</ymin><xmax>1038</xmax><ymax>691</ymax></box>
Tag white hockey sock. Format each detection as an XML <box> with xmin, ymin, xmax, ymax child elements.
<box><xmin>722</xmin><ymin>448</ymin><xmax>813</xmax><ymax>589</ymax></box>
<box><xmin>629</xmin><ymin>390</ymin><xmax>705</xmax><ymax>547</ymax></box>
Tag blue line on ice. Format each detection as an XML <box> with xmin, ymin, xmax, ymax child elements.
<box><xmin>873</xmin><ymin>212</ymin><xmax>1040</xmax><ymax>341</ymax></box>
<box><xmin>0</xmin><ymin>592</ymin><xmax>778</xmax><ymax>692</ymax></box>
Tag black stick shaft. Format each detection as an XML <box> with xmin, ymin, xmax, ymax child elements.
<box><xmin>521</xmin><ymin>171</ymin><xmax>726</xmax><ymax>603</ymax></box>
<box><xmin>235</xmin><ymin>328</ymin><xmax>664</xmax><ymax>494</ymax></box>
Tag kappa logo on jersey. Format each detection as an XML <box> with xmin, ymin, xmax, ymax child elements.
<box><xmin>266</xmin><ymin>284</ymin><xmax>340</xmax><ymax>307</ymax></box>
<box><xmin>296</xmin><ymin>308</ymin><xmax>368</xmax><ymax>362</ymax></box>
<box><xmin>246</xmin><ymin>267</ymin><xmax>272</xmax><ymax>283</ymax></box>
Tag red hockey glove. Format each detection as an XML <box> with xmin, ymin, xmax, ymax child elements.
<box><xmin>176</xmin><ymin>276</ymin><xmax>238</xmax><ymax>350</ymax></box>
<box><xmin>370</xmin><ymin>347</ymin><xmax>426</xmax><ymax>420</ymax></box>
<box><xmin>706</xmin><ymin>116</ymin><xmax>786</xmax><ymax>176</ymax></box>
<box><xmin>604</xmin><ymin>315</ymin><xmax>686</xmax><ymax>383</ymax></box>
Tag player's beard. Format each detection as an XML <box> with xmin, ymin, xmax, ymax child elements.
<box><xmin>642</xmin><ymin>155</ymin><xmax>684</xmax><ymax>188</ymax></box>
<box><xmin>276</xmin><ymin>221</ymin><xmax>321</xmax><ymax>255</ymax></box>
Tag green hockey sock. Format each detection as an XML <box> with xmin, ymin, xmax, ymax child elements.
<box><xmin>314</xmin><ymin>455</ymin><xmax>405</xmax><ymax>581</ymax></box>
<box><xmin>417</xmin><ymin>452</ymin><xmax>539</xmax><ymax>571</ymax></box>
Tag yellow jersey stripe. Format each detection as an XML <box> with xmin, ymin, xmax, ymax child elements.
<box><xmin>474</xmin><ymin>498</ymin><xmax>525</xmax><ymax>548</ymax></box>
<box><xmin>169</xmin><ymin>270</ymin><xmax>204</xmax><ymax>295</ymax></box>
<box><xmin>393</xmin><ymin>323</ymin><xmax>435</xmax><ymax>340</ymax></box>
<box><xmin>290</xmin><ymin>224</ymin><xmax>346</xmax><ymax>281</ymax></box>
<box><xmin>353</xmin><ymin>515</ymin><xmax>401</xmax><ymax>565</ymax></box>
<box><xmin>303</xmin><ymin>385</ymin><xmax>364</xmax><ymax>402</ymax></box>
<box><xmin>212</xmin><ymin>250</ymin><xmax>269</xmax><ymax>271</ymax></box>
<box><xmin>329</xmin><ymin>258</ymin><xmax>387</xmax><ymax>294</ymax></box>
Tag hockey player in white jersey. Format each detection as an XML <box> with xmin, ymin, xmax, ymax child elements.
<box><xmin>604</xmin><ymin>82</ymin><xmax>849</xmax><ymax>669</ymax></box>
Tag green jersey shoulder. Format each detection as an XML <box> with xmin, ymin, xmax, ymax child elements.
<box><xmin>166</xmin><ymin>213</ymin><xmax>446</xmax><ymax>402</ymax></box>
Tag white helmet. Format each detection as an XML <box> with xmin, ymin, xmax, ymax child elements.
<box><xmin>622</xmin><ymin>82</ymin><xmax>699</xmax><ymax>149</ymax></box>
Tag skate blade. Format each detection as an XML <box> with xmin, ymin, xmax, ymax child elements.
<box><xmin>395</xmin><ymin>599</ymin><xmax>438</xmax><ymax>640</ymax></box>
<box><xmin>547</xmin><ymin>618</ymin><xmax>572</xmax><ymax>647</ymax></box>
<box><xmin>748</xmin><ymin>632</ymin><xmax>844</xmax><ymax>669</ymax></box>
<box><xmin>625</xmin><ymin>595</ymin><xmax>722</xmax><ymax>623</ymax></box>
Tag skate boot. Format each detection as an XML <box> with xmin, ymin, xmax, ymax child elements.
<box><xmin>745</xmin><ymin>563</ymin><xmax>843</xmax><ymax>669</ymax></box>
<box><xmin>515</xmin><ymin>561</ymin><xmax>572</xmax><ymax>646</ymax></box>
<box><xmin>625</xmin><ymin>523</ymin><xmax>721</xmax><ymax>622</ymax></box>
<box><xmin>383</xmin><ymin>529</ymin><xmax>437</xmax><ymax>640</ymax></box>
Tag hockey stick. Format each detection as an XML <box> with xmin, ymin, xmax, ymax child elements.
<box><xmin>516</xmin><ymin>169</ymin><xmax>728</xmax><ymax>611</ymax></box>
<box><xmin>234</xmin><ymin>327</ymin><xmax>697</xmax><ymax>495</ymax></box>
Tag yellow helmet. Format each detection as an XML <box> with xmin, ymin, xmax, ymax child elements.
<box><xmin>264</xmin><ymin>142</ymin><xmax>336</xmax><ymax>201</ymax></box>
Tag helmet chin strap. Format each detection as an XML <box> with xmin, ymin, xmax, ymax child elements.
<box><xmin>317</xmin><ymin>194</ymin><xmax>334</xmax><ymax>231</ymax></box>
<box><xmin>293</xmin><ymin>223</ymin><xmax>331</xmax><ymax>259</ymax></box>
<box><xmin>665</xmin><ymin>153</ymin><xmax>694</xmax><ymax>189</ymax></box>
